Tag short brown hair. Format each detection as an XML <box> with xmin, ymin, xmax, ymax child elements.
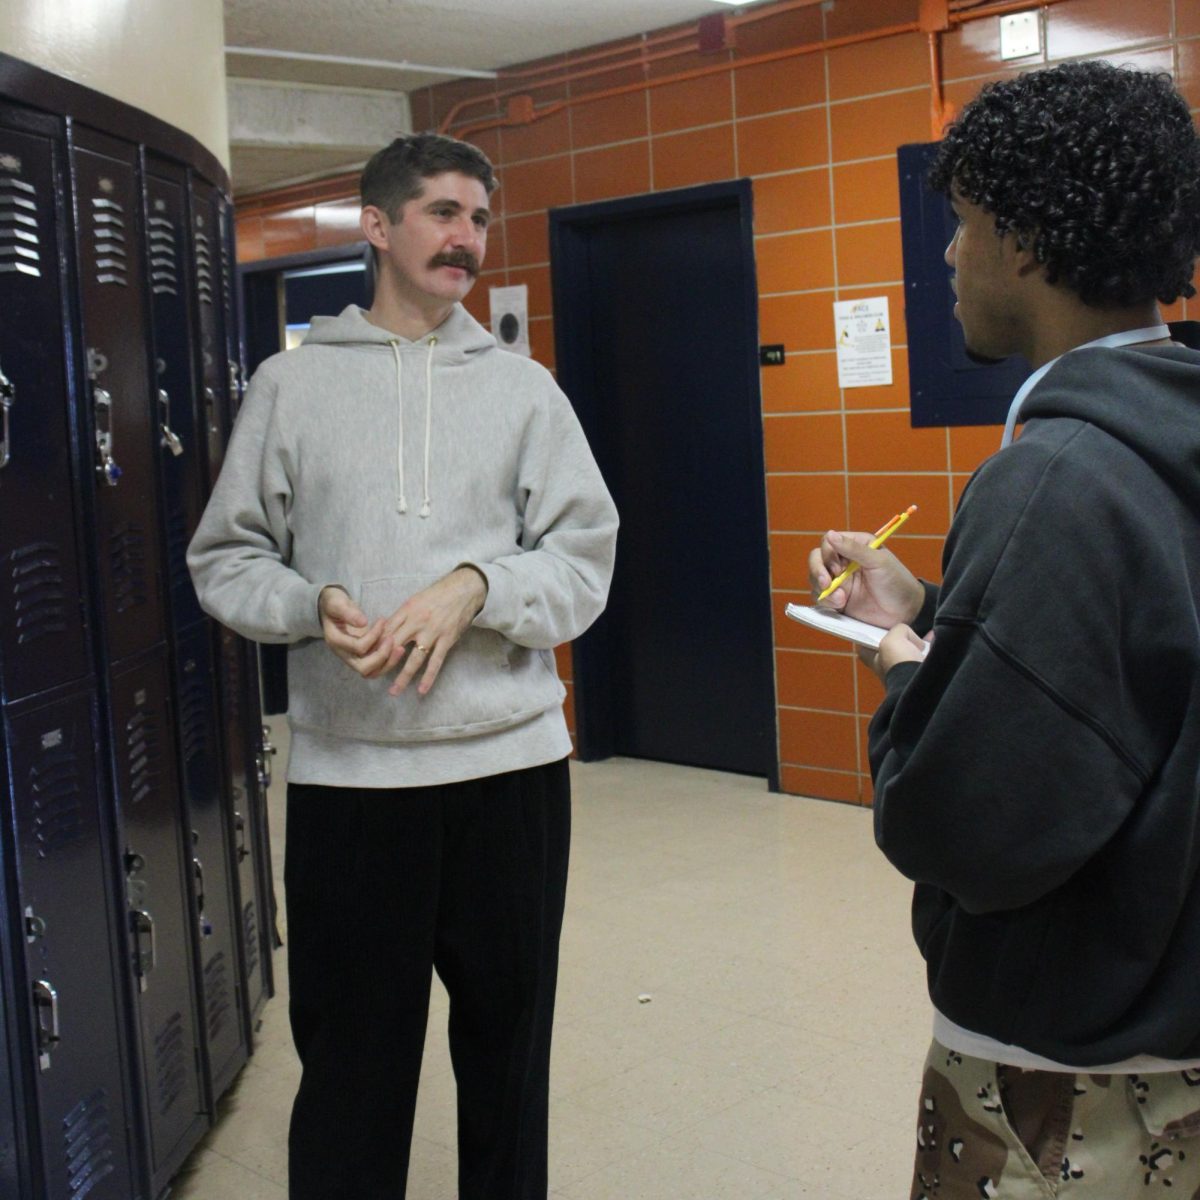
<box><xmin>360</xmin><ymin>132</ymin><xmax>497</xmax><ymax>221</ymax></box>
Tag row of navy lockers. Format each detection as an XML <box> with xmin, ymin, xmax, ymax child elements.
<box><xmin>0</xmin><ymin>94</ymin><xmax>276</xmax><ymax>1200</ymax></box>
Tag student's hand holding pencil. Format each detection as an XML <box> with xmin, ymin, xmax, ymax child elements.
<box><xmin>807</xmin><ymin>521</ymin><xmax>925</xmax><ymax>630</ymax></box>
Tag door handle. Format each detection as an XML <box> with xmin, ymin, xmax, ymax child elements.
<box><xmin>93</xmin><ymin>385</ymin><xmax>122</xmax><ymax>485</ymax></box>
<box><xmin>32</xmin><ymin>980</ymin><xmax>60</xmax><ymax>1070</ymax></box>
<box><xmin>130</xmin><ymin>909</ymin><xmax>155</xmax><ymax>991</ymax></box>
<box><xmin>0</xmin><ymin>357</ymin><xmax>13</xmax><ymax>470</ymax></box>
<box><xmin>158</xmin><ymin>387</ymin><xmax>183</xmax><ymax>456</ymax></box>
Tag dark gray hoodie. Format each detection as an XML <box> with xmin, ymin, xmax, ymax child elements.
<box><xmin>870</xmin><ymin>323</ymin><xmax>1200</xmax><ymax>1065</ymax></box>
<box><xmin>187</xmin><ymin>303</ymin><xmax>617</xmax><ymax>786</ymax></box>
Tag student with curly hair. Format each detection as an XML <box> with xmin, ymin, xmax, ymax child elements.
<box><xmin>810</xmin><ymin>62</ymin><xmax>1200</xmax><ymax>1197</ymax></box>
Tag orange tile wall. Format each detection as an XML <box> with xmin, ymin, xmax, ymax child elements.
<box><xmin>236</xmin><ymin>0</ymin><xmax>1200</xmax><ymax>804</ymax></box>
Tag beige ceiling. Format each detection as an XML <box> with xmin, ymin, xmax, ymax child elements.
<box><xmin>224</xmin><ymin>0</ymin><xmax>775</xmax><ymax>194</ymax></box>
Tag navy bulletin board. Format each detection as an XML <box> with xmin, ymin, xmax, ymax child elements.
<box><xmin>898</xmin><ymin>142</ymin><xmax>1032</xmax><ymax>427</ymax></box>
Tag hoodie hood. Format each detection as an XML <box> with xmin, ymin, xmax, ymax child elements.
<box><xmin>1020</xmin><ymin>320</ymin><xmax>1200</xmax><ymax>508</ymax></box>
<box><xmin>303</xmin><ymin>302</ymin><xmax>496</xmax><ymax>361</ymax></box>
<box><xmin>303</xmin><ymin>304</ymin><xmax>498</xmax><ymax>517</ymax></box>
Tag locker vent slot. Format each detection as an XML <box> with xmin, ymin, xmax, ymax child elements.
<box><xmin>203</xmin><ymin>950</ymin><xmax>231</xmax><ymax>1042</ymax></box>
<box><xmin>243</xmin><ymin>900</ymin><xmax>259</xmax><ymax>979</ymax></box>
<box><xmin>90</xmin><ymin>197</ymin><xmax>128</xmax><ymax>287</ymax></box>
<box><xmin>179</xmin><ymin>669</ymin><xmax>208</xmax><ymax>764</ymax></box>
<box><xmin>194</xmin><ymin>229</ymin><xmax>214</xmax><ymax>306</ymax></box>
<box><xmin>10</xmin><ymin>540</ymin><xmax>69</xmax><ymax>644</ymax></box>
<box><xmin>63</xmin><ymin>1088</ymin><xmax>115</xmax><ymax>1199</ymax></box>
<box><xmin>147</xmin><ymin>215</ymin><xmax>178</xmax><ymax>296</ymax></box>
<box><xmin>125</xmin><ymin>709</ymin><xmax>161</xmax><ymax>806</ymax></box>
<box><xmin>0</xmin><ymin>169</ymin><xmax>42</xmax><ymax>277</ymax></box>
<box><xmin>154</xmin><ymin>1010</ymin><xmax>188</xmax><ymax>1117</ymax></box>
<box><xmin>109</xmin><ymin>521</ymin><xmax>149</xmax><ymax>613</ymax></box>
<box><xmin>219</xmin><ymin>225</ymin><xmax>232</xmax><ymax>308</ymax></box>
<box><xmin>31</xmin><ymin>744</ymin><xmax>85</xmax><ymax>858</ymax></box>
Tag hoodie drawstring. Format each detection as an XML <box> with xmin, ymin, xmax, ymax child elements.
<box><xmin>391</xmin><ymin>337</ymin><xmax>437</xmax><ymax>518</ymax></box>
<box><xmin>390</xmin><ymin>340</ymin><xmax>407</xmax><ymax>513</ymax></box>
<box><xmin>419</xmin><ymin>338</ymin><xmax>435</xmax><ymax>518</ymax></box>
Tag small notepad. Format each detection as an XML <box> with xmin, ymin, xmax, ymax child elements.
<box><xmin>785</xmin><ymin>603</ymin><xmax>929</xmax><ymax>657</ymax></box>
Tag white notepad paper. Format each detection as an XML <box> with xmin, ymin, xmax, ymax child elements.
<box><xmin>785</xmin><ymin>604</ymin><xmax>929</xmax><ymax>658</ymax></box>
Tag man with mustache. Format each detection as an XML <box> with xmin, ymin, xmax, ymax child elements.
<box><xmin>810</xmin><ymin>62</ymin><xmax>1200</xmax><ymax>1197</ymax></box>
<box><xmin>188</xmin><ymin>133</ymin><xmax>618</xmax><ymax>1199</ymax></box>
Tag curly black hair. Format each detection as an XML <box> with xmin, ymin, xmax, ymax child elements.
<box><xmin>929</xmin><ymin>61</ymin><xmax>1200</xmax><ymax>308</ymax></box>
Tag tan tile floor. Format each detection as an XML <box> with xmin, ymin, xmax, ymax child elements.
<box><xmin>168</xmin><ymin>727</ymin><xmax>929</xmax><ymax>1199</ymax></box>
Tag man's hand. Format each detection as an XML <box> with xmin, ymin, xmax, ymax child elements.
<box><xmin>859</xmin><ymin>623</ymin><xmax>932</xmax><ymax>682</ymax></box>
<box><xmin>366</xmin><ymin>567</ymin><xmax>489</xmax><ymax>697</ymax></box>
<box><xmin>319</xmin><ymin>585</ymin><xmax>393</xmax><ymax>676</ymax></box>
<box><xmin>807</xmin><ymin>530</ymin><xmax>925</xmax><ymax>627</ymax></box>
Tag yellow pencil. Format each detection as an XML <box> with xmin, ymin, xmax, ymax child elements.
<box><xmin>817</xmin><ymin>505</ymin><xmax>917</xmax><ymax>602</ymax></box>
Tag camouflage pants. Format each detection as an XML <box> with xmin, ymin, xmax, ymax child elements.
<box><xmin>910</xmin><ymin>1038</ymin><xmax>1200</xmax><ymax>1198</ymax></box>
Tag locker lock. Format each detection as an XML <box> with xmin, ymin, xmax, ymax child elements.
<box><xmin>0</xmin><ymin>357</ymin><xmax>13</xmax><ymax>471</ymax></box>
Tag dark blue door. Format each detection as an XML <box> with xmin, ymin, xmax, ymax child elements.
<box><xmin>551</xmin><ymin>182</ymin><xmax>776</xmax><ymax>780</ymax></box>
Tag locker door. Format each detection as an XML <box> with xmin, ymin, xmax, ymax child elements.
<box><xmin>143</xmin><ymin>159</ymin><xmax>204</xmax><ymax>633</ymax></box>
<box><xmin>173</xmin><ymin>624</ymin><xmax>247</xmax><ymax>1099</ymax></box>
<box><xmin>215</xmin><ymin>627</ymin><xmax>269</xmax><ymax>1025</ymax></box>
<box><xmin>189</xmin><ymin>181</ymin><xmax>229</xmax><ymax>488</ymax></box>
<box><xmin>6</xmin><ymin>686</ymin><xmax>139</xmax><ymax>1200</ymax></box>
<box><xmin>107</xmin><ymin>652</ymin><xmax>207</xmax><ymax>1190</ymax></box>
<box><xmin>0</xmin><ymin>110</ymin><xmax>91</xmax><ymax>702</ymax></box>
<box><xmin>0</xmin><ymin>831</ymin><xmax>31</xmax><ymax>1199</ymax></box>
<box><xmin>69</xmin><ymin>127</ymin><xmax>165</xmax><ymax>667</ymax></box>
<box><xmin>216</xmin><ymin>192</ymin><xmax>276</xmax><ymax>1009</ymax></box>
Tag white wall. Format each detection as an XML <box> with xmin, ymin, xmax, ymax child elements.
<box><xmin>0</xmin><ymin>0</ymin><xmax>230</xmax><ymax>169</ymax></box>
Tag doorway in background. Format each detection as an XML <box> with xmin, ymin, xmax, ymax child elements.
<box><xmin>551</xmin><ymin>181</ymin><xmax>777</xmax><ymax>784</ymax></box>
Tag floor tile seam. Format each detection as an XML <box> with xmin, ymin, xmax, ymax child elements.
<box><xmin>200</xmin><ymin>1144</ymin><xmax>290</xmax><ymax>1189</ymax></box>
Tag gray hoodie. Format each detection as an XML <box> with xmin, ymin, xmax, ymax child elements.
<box><xmin>187</xmin><ymin>303</ymin><xmax>618</xmax><ymax>787</ymax></box>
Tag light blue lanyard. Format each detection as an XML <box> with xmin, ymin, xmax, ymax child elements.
<box><xmin>999</xmin><ymin>324</ymin><xmax>1171</xmax><ymax>448</ymax></box>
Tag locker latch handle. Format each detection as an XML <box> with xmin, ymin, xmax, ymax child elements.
<box><xmin>193</xmin><ymin>857</ymin><xmax>213</xmax><ymax>936</ymax></box>
<box><xmin>257</xmin><ymin>723</ymin><xmax>277</xmax><ymax>789</ymax></box>
<box><xmin>93</xmin><ymin>385</ymin><xmax>122</xmax><ymax>485</ymax></box>
<box><xmin>158</xmin><ymin>388</ymin><xmax>183</xmax><ymax>457</ymax></box>
<box><xmin>32</xmin><ymin>980</ymin><xmax>60</xmax><ymax>1070</ymax></box>
<box><xmin>204</xmin><ymin>385</ymin><xmax>219</xmax><ymax>435</ymax></box>
<box><xmin>130</xmin><ymin>909</ymin><xmax>156</xmax><ymax>991</ymax></box>
<box><xmin>0</xmin><ymin>358</ymin><xmax>13</xmax><ymax>470</ymax></box>
<box><xmin>234</xmin><ymin>811</ymin><xmax>249</xmax><ymax>863</ymax></box>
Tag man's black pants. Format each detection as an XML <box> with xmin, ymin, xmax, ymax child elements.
<box><xmin>284</xmin><ymin>758</ymin><xmax>571</xmax><ymax>1200</ymax></box>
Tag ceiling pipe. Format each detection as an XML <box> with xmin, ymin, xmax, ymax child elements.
<box><xmin>493</xmin><ymin>0</ymin><xmax>829</xmax><ymax>84</ymax></box>
<box><xmin>920</xmin><ymin>0</ymin><xmax>954</xmax><ymax>138</ymax></box>
<box><xmin>443</xmin><ymin>0</ymin><xmax>1072</xmax><ymax>143</ymax></box>
<box><xmin>225</xmin><ymin>45</ymin><xmax>498</xmax><ymax>80</ymax></box>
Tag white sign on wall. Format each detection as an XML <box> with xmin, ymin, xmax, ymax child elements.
<box><xmin>834</xmin><ymin>296</ymin><xmax>893</xmax><ymax>388</ymax></box>
<box><xmin>489</xmin><ymin>284</ymin><xmax>531</xmax><ymax>357</ymax></box>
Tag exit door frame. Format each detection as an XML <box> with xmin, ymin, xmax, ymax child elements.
<box><xmin>549</xmin><ymin>180</ymin><xmax>779</xmax><ymax>790</ymax></box>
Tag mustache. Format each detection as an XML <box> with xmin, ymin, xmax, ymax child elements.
<box><xmin>429</xmin><ymin>250</ymin><xmax>480</xmax><ymax>276</ymax></box>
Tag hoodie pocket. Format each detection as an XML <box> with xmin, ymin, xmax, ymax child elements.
<box><xmin>288</xmin><ymin>573</ymin><xmax>565</xmax><ymax>743</ymax></box>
